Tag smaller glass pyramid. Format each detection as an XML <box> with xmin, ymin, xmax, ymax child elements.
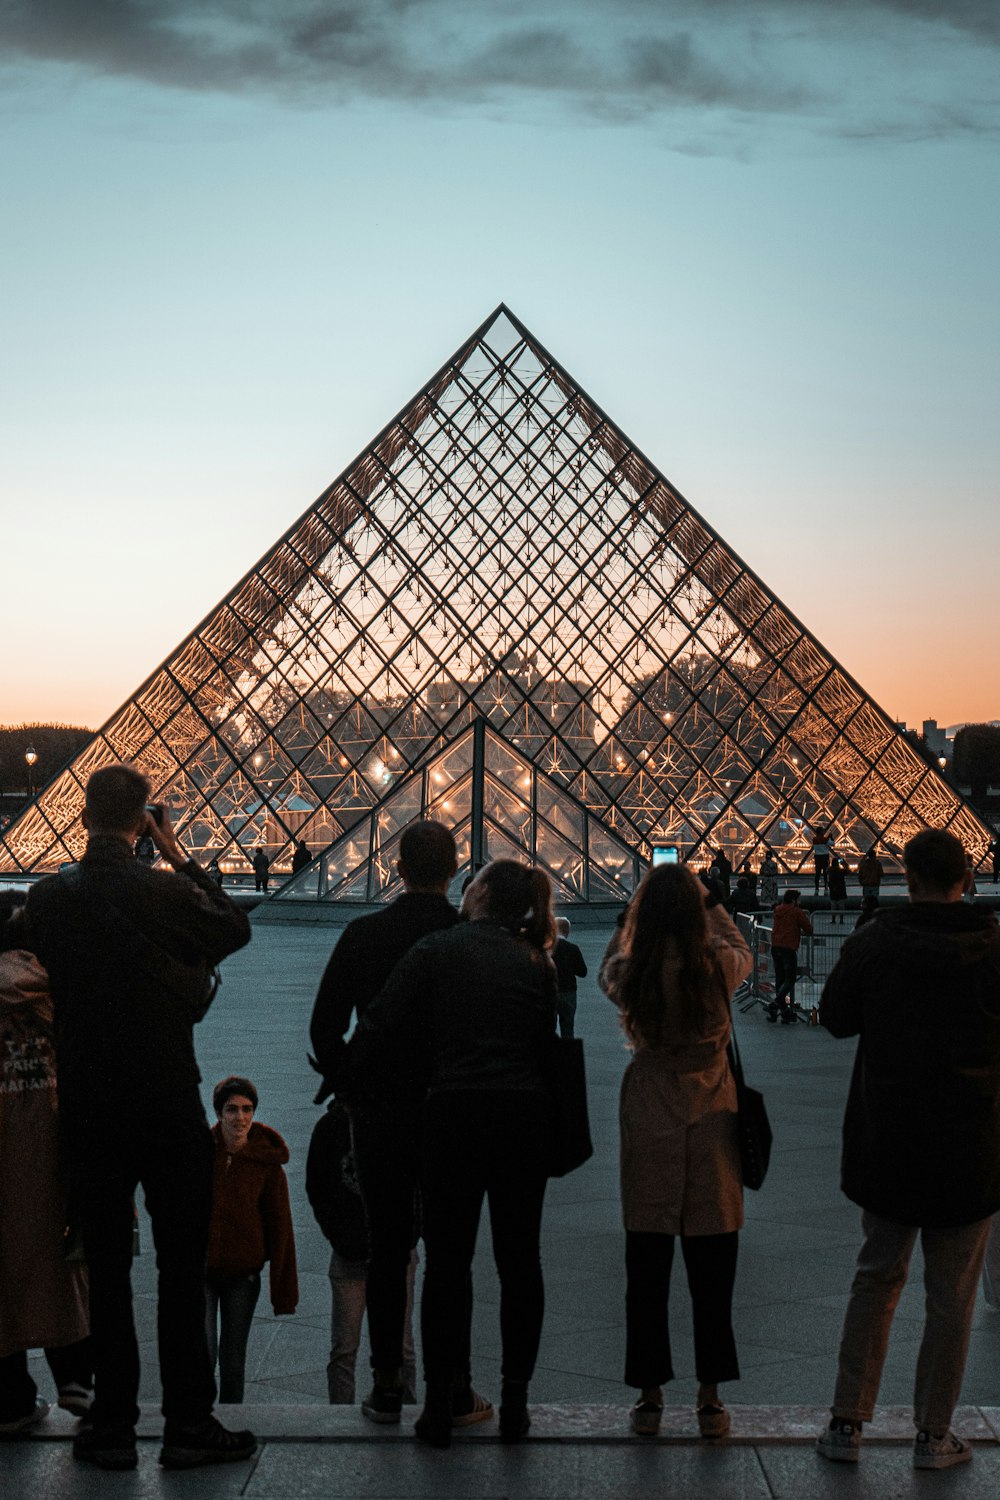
<box><xmin>273</xmin><ymin>719</ymin><xmax>641</xmax><ymax>904</ymax></box>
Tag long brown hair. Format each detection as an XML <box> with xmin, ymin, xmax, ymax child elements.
<box><xmin>474</xmin><ymin>860</ymin><xmax>556</xmax><ymax>952</ymax></box>
<box><xmin>617</xmin><ymin>865</ymin><xmax>715</xmax><ymax>1044</ymax></box>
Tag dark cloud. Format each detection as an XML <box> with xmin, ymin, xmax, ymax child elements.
<box><xmin>0</xmin><ymin>0</ymin><xmax>996</xmax><ymax>146</ymax></box>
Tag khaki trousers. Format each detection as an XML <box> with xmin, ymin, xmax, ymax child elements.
<box><xmin>833</xmin><ymin>1210</ymin><xmax>990</xmax><ymax>1431</ymax></box>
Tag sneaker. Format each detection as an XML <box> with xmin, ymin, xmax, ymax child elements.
<box><xmin>361</xmin><ymin>1385</ymin><xmax>403</xmax><ymax>1424</ymax></box>
<box><xmin>816</xmin><ymin>1417</ymin><xmax>861</xmax><ymax>1463</ymax></box>
<box><xmin>73</xmin><ymin>1422</ymin><xmax>138</xmax><ymax>1469</ymax></box>
<box><xmin>58</xmin><ymin>1383</ymin><xmax>94</xmax><ymax>1418</ymax></box>
<box><xmin>0</xmin><ymin>1398</ymin><xmax>50</xmax><ymax>1436</ymax></box>
<box><xmin>913</xmin><ymin>1429</ymin><xmax>972</xmax><ymax>1470</ymax></box>
<box><xmin>159</xmin><ymin>1416</ymin><xmax>256</xmax><ymax>1469</ymax></box>
<box><xmin>451</xmin><ymin>1388</ymin><xmax>494</xmax><ymax>1428</ymax></box>
<box><xmin>629</xmin><ymin>1399</ymin><xmax>662</xmax><ymax>1436</ymax></box>
<box><xmin>697</xmin><ymin>1402</ymin><xmax>730</xmax><ymax>1439</ymax></box>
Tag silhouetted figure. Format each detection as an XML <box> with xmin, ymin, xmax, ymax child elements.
<box><xmin>306</xmin><ymin>1099</ymin><xmax>418</xmax><ymax>1405</ymax></box>
<box><xmin>812</xmin><ymin>826</ymin><xmax>833</xmax><ymax>895</ymax></box>
<box><xmin>818</xmin><ymin>829</ymin><xmax>1000</xmax><ymax>1469</ymax></box>
<box><xmin>309</xmin><ymin>822</ymin><xmax>489</xmax><ymax>1430</ymax></box>
<box><xmin>349</xmin><ymin>860</ymin><xmax>558</xmax><ymax>1447</ymax></box>
<box><xmin>728</xmin><ymin>876</ymin><xmax>758</xmax><ymax>916</ymax></box>
<box><xmin>552</xmin><ymin>917</ymin><xmax>587</xmax><ymax>1040</ymax></box>
<box><xmin>828</xmin><ymin>854</ymin><xmax>848</xmax><ymax>925</ymax></box>
<box><xmin>601</xmin><ymin>865</ymin><xmax>752</xmax><ymax>1440</ymax></box>
<box><xmin>291</xmin><ymin>841</ymin><xmax>311</xmax><ymax>875</ymax></box>
<box><xmin>758</xmin><ymin>852</ymin><xmax>779</xmax><ymax>907</ymax></box>
<box><xmin>768</xmin><ymin>890</ymin><xmax>812</xmax><ymax>1024</ymax></box>
<box><xmin>0</xmin><ymin>893</ymin><xmax>92</xmax><ymax>1435</ymax></box>
<box><xmin>253</xmin><ymin>850</ymin><xmax>270</xmax><ymax>893</ymax></box>
<box><xmin>25</xmin><ymin>765</ymin><xmax>253</xmax><ymax>1471</ymax></box>
<box><xmin>857</xmin><ymin>848</ymin><xmax>883</xmax><ymax>905</ymax></box>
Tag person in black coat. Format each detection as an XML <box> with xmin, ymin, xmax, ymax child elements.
<box><xmin>349</xmin><ymin>859</ymin><xmax>558</xmax><ymax>1448</ymax></box>
<box><xmin>307</xmin><ymin>821</ymin><xmax>469</xmax><ymax>1427</ymax></box>
<box><xmin>552</xmin><ymin>917</ymin><xmax>587</xmax><ymax>1039</ymax></box>
<box><xmin>305</xmin><ymin>1100</ymin><xmax>418</xmax><ymax>1406</ymax></box>
<box><xmin>816</xmin><ymin>829</ymin><xmax>1000</xmax><ymax>1469</ymax></box>
<box><xmin>25</xmin><ymin>765</ymin><xmax>253</xmax><ymax>1471</ymax></box>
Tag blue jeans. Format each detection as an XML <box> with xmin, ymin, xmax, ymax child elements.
<box><xmin>205</xmin><ymin>1272</ymin><xmax>260</xmax><ymax>1403</ymax></box>
<box><xmin>327</xmin><ymin>1249</ymin><xmax>418</xmax><ymax>1404</ymax></box>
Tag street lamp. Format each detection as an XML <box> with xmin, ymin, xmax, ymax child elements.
<box><xmin>24</xmin><ymin>745</ymin><xmax>38</xmax><ymax>800</ymax></box>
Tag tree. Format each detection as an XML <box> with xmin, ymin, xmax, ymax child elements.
<box><xmin>952</xmin><ymin>724</ymin><xmax>1000</xmax><ymax>800</ymax></box>
<box><xmin>0</xmin><ymin>724</ymin><xmax>94</xmax><ymax>804</ymax></box>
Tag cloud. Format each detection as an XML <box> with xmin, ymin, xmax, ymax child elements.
<box><xmin>0</xmin><ymin>0</ymin><xmax>996</xmax><ymax>149</ymax></box>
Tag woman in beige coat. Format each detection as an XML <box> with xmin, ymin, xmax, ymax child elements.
<box><xmin>601</xmin><ymin>865</ymin><xmax>752</xmax><ymax>1439</ymax></box>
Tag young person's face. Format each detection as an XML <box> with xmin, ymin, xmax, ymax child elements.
<box><xmin>219</xmin><ymin>1094</ymin><xmax>255</xmax><ymax>1151</ymax></box>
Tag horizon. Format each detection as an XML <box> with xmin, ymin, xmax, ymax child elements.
<box><xmin>2</xmin><ymin>3</ymin><xmax>998</xmax><ymax>729</ymax></box>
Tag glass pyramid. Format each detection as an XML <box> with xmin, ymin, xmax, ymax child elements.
<box><xmin>1</xmin><ymin>305</ymin><xmax>989</xmax><ymax>884</ymax></box>
<box><xmin>272</xmin><ymin>718</ymin><xmax>641</xmax><ymax>904</ymax></box>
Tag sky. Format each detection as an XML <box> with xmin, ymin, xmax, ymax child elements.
<box><xmin>2</xmin><ymin>0</ymin><xmax>998</xmax><ymax>734</ymax></box>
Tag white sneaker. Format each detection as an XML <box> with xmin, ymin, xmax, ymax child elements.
<box><xmin>0</xmin><ymin>1398</ymin><xmax>50</xmax><ymax>1435</ymax></box>
<box><xmin>913</xmin><ymin>1429</ymin><xmax>972</xmax><ymax>1469</ymax></box>
<box><xmin>816</xmin><ymin>1418</ymin><xmax>861</xmax><ymax>1463</ymax></box>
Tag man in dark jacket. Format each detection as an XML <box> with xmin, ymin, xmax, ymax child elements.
<box><xmin>552</xmin><ymin>917</ymin><xmax>587</xmax><ymax>1039</ymax></box>
<box><xmin>26</xmin><ymin>765</ymin><xmax>253</xmax><ymax>1472</ymax></box>
<box><xmin>816</xmin><ymin>828</ymin><xmax>1000</xmax><ymax>1471</ymax></box>
<box><xmin>308</xmin><ymin>820</ymin><xmax>491</xmax><ymax>1428</ymax></box>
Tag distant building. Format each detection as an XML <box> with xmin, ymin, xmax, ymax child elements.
<box><xmin>923</xmin><ymin>720</ymin><xmax>948</xmax><ymax>759</ymax></box>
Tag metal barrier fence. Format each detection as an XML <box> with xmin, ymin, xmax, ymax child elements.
<box><xmin>733</xmin><ymin>912</ymin><xmax>854</xmax><ymax>1021</ymax></box>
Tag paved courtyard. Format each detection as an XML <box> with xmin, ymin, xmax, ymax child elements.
<box><xmin>14</xmin><ymin>911</ymin><xmax>1000</xmax><ymax>1495</ymax></box>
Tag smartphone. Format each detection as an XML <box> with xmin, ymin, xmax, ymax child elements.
<box><xmin>145</xmin><ymin>803</ymin><xmax>165</xmax><ymax>828</ymax></box>
<box><xmin>651</xmin><ymin>844</ymin><xmax>679</xmax><ymax>866</ymax></box>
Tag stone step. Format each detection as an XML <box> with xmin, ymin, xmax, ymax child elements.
<box><xmin>25</xmin><ymin>1403</ymin><xmax>1000</xmax><ymax>1445</ymax></box>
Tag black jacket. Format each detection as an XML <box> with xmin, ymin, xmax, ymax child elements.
<box><xmin>305</xmin><ymin>1101</ymin><xmax>369</xmax><ymax>1262</ymax></box>
<box><xmin>309</xmin><ymin>891</ymin><xmax>459</xmax><ymax>1100</ymax></box>
<box><xmin>349</xmin><ymin>919</ymin><xmax>557</xmax><ymax>1101</ymax></box>
<box><xmin>26</xmin><ymin>835</ymin><xmax>251</xmax><ymax>1114</ymax></box>
<box><xmin>553</xmin><ymin>938</ymin><xmax>587</xmax><ymax>995</ymax></box>
<box><xmin>820</xmin><ymin>901</ymin><xmax>1000</xmax><ymax>1227</ymax></box>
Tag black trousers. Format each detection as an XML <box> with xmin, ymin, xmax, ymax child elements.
<box><xmin>352</xmin><ymin>1102</ymin><xmax>479</xmax><ymax>1386</ymax></box>
<box><xmin>624</xmin><ymin>1229</ymin><xmax>740</xmax><ymax>1389</ymax></box>
<box><xmin>420</xmin><ymin>1090</ymin><xmax>550</xmax><ymax>1395</ymax></box>
<box><xmin>770</xmin><ymin>946</ymin><xmax>798</xmax><ymax>1009</ymax></box>
<box><xmin>63</xmin><ymin>1088</ymin><xmax>216</xmax><ymax>1429</ymax></box>
<box><xmin>0</xmin><ymin>1340</ymin><xmax>92</xmax><ymax>1422</ymax></box>
<box><xmin>350</xmin><ymin>1101</ymin><xmax>423</xmax><ymax>1377</ymax></box>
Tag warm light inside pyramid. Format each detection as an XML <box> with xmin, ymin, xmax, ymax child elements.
<box><xmin>2</xmin><ymin>308</ymin><xmax>987</xmax><ymax>887</ymax></box>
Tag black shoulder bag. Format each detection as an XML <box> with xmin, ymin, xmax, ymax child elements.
<box><xmin>726</xmin><ymin>1026</ymin><xmax>773</xmax><ymax>1191</ymax></box>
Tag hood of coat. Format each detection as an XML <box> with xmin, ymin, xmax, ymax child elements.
<box><xmin>0</xmin><ymin>949</ymin><xmax>53</xmax><ymax>1019</ymax></box>
<box><xmin>212</xmin><ymin>1119</ymin><xmax>289</xmax><ymax>1165</ymax></box>
<box><xmin>872</xmin><ymin>902</ymin><xmax>1000</xmax><ymax>975</ymax></box>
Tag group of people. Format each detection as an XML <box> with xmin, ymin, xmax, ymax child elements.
<box><xmin>3</xmin><ymin>761</ymin><xmax>1000</xmax><ymax>1479</ymax></box>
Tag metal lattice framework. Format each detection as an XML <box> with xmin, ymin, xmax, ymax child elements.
<box><xmin>274</xmin><ymin>718</ymin><xmax>643</xmax><ymax>904</ymax></box>
<box><xmin>1</xmin><ymin>305</ymin><xmax>989</xmax><ymax>882</ymax></box>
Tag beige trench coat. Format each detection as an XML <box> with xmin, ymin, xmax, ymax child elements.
<box><xmin>604</xmin><ymin>905</ymin><xmax>753</xmax><ymax>1237</ymax></box>
<box><xmin>0</xmin><ymin>950</ymin><xmax>89</xmax><ymax>1357</ymax></box>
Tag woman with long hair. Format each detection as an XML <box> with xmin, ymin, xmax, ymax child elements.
<box><xmin>350</xmin><ymin>858</ymin><xmax>557</xmax><ymax>1448</ymax></box>
<box><xmin>601</xmin><ymin>864</ymin><xmax>752</xmax><ymax>1438</ymax></box>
